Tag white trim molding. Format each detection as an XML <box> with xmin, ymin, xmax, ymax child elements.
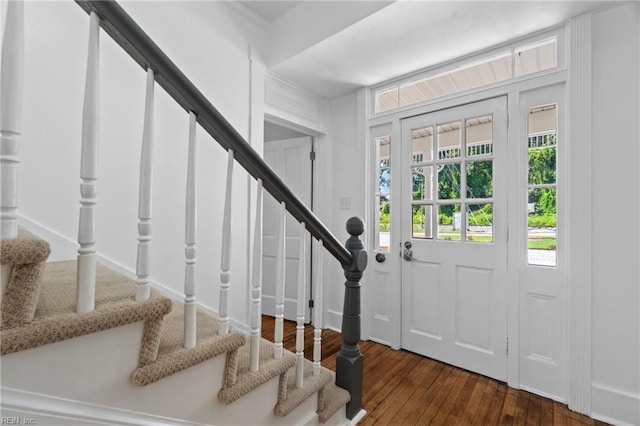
<box><xmin>591</xmin><ymin>383</ymin><xmax>640</xmax><ymax>426</ymax></box>
<box><xmin>567</xmin><ymin>12</ymin><xmax>592</xmax><ymax>415</ymax></box>
<box><xmin>264</xmin><ymin>71</ymin><xmax>328</xmax><ymax>135</ymax></box>
<box><xmin>0</xmin><ymin>388</ymin><xmax>210</xmax><ymax>426</ymax></box>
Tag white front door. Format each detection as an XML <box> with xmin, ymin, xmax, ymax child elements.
<box><xmin>262</xmin><ymin>136</ymin><xmax>313</xmax><ymax>321</ymax></box>
<box><xmin>400</xmin><ymin>97</ymin><xmax>508</xmax><ymax>381</ymax></box>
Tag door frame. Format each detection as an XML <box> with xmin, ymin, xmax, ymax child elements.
<box><xmin>250</xmin><ymin>61</ymin><xmax>330</xmax><ymax>327</ymax></box>
<box><xmin>363</xmin><ymin>70</ymin><xmax>571</xmax><ymax>391</ymax></box>
<box><xmin>262</xmin><ymin>135</ymin><xmax>314</xmax><ymax>321</ymax></box>
<box><xmin>363</xmin><ymin>19</ymin><xmax>592</xmax><ymax>411</ymax></box>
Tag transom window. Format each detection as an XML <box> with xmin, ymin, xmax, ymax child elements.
<box><xmin>374</xmin><ymin>37</ymin><xmax>558</xmax><ymax>114</ymax></box>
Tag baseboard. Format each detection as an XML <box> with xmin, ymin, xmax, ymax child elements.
<box><xmin>519</xmin><ymin>385</ymin><xmax>565</xmax><ymax>404</ymax></box>
<box><xmin>15</xmin><ymin>214</ymin><xmax>251</xmax><ymax>335</ymax></box>
<box><xmin>0</xmin><ymin>387</ymin><xmax>210</xmax><ymax>426</ymax></box>
<box><xmin>591</xmin><ymin>382</ymin><xmax>640</xmax><ymax>426</ymax></box>
<box><xmin>349</xmin><ymin>409</ymin><xmax>367</xmax><ymax>425</ymax></box>
<box><xmin>17</xmin><ymin>215</ymin><xmax>78</xmax><ymax>261</ymax></box>
<box><xmin>326</xmin><ymin>309</ymin><xmax>343</xmax><ymax>332</ymax></box>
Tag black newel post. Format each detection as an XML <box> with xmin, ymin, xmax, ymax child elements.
<box><xmin>336</xmin><ymin>217</ymin><xmax>367</xmax><ymax>419</ymax></box>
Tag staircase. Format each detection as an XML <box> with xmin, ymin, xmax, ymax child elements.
<box><xmin>1</xmin><ymin>231</ymin><xmax>350</xmax><ymax>424</ymax></box>
<box><xmin>0</xmin><ymin>1</ymin><xmax>367</xmax><ymax>424</ymax></box>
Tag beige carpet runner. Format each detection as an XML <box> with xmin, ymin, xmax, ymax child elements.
<box><xmin>0</xmin><ymin>232</ymin><xmax>350</xmax><ymax>423</ymax></box>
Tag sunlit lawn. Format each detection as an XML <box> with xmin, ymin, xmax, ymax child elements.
<box><xmin>410</xmin><ymin>226</ymin><xmax>557</xmax><ymax>250</ymax></box>
<box><xmin>527</xmin><ymin>237</ymin><xmax>556</xmax><ymax>250</ymax></box>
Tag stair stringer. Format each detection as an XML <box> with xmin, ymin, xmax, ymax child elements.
<box><xmin>0</xmin><ymin>315</ymin><xmax>349</xmax><ymax>425</ymax></box>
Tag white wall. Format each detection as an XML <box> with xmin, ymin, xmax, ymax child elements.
<box><xmin>15</xmin><ymin>1</ymin><xmax>266</xmax><ymax>329</ymax></box>
<box><xmin>591</xmin><ymin>3</ymin><xmax>640</xmax><ymax>424</ymax></box>
<box><xmin>324</xmin><ymin>91</ymin><xmax>367</xmax><ymax>330</ymax></box>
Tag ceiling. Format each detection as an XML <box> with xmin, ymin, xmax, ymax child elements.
<box><xmin>235</xmin><ymin>1</ymin><xmax>620</xmax><ymax>98</ymax></box>
<box><xmin>240</xmin><ymin>1</ymin><xmax>302</xmax><ymax>22</ymax></box>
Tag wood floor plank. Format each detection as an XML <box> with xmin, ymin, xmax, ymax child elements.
<box><xmin>432</xmin><ymin>370</ymin><xmax>476</xmax><ymax>425</ymax></box>
<box><xmin>372</xmin><ymin>357</ymin><xmax>438</xmax><ymax>424</ymax></box>
<box><xmin>499</xmin><ymin>387</ymin><xmax>519</xmax><ymax>425</ymax></box>
<box><xmin>540</xmin><ymin>394</ymin><xmax>554</xmax><ymax>426</ymax></box>
<box><xmin>513</xmin><ymin>391</ymin><xmax>531</xmax><ymax>425</ymax></box>
<box><xmin>467</xmin><ymin>377</ymin><xmax>495</xmax><ymax>425</ymax></box>
<box><xmin>483</xmin><ymin>381</ymin><xmax>507</xmax><ymax>426</ymax></box>
<box><xmin>415</xmin><ymin>366</ymin><xmax>464</xmax><ymax>424</ymax></box>
<box><xmin>452</xmin><ymin>373</ymin><xmax>487</xmax><ymax>425</ymax></box>
<box><xmin>260</xmin><ymin>316</ymin><xmax>608</xmax><ymax>426</ymax></box>
<box><xmin>526</xmin><ymin>393</ymin><xmax>542</xmax><ymax>426</ymax></box>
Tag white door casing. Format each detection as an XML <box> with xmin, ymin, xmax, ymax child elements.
<box><xmin>262</xmin><ymin>136</ymin><xmax>313</xmax><ymax>321</ymax></box>
<box><xmin>400</xmin><ymin>97</ymin><xmax>509</xmax><ymax>381</ymax></box>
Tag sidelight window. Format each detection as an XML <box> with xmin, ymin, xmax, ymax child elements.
<box><xmin>375</xmin><ymin>136</ymin><xmax>392</xmax><ymax>253</ymax></box>
<box><xmin>526</xmin><ymin>105</ymin><xmax>558</xmax><ymax>266</ymax></box>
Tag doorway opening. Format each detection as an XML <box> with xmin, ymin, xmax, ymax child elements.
<box><xmin>261</xmin><ymin>121</ymin><xmax>316</xmax><ymax>323</ymax></box>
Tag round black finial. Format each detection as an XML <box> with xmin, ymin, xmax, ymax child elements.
<box><xmin>346</xmin><ymin>217</ymin><xmax>364</xmax><ymax>236</ymax></box>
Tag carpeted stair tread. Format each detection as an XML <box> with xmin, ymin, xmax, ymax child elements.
<box><xmin>35</xmin><ymin>260</ymin><xmax>144</xmax><ymax>318</ymax></box>
<box><xmin>218</xmin><ymin>338</ymin><xmax>296</xmax><ymax>404</ymax></box>
<box><xmin>130</xmin><ymin>303</ymin><xmax>246</xmax><ymax>386</ymax></box>
<box><xmin>317</xmin><ymin>381</ymin><xmax>351</xmax><ymax>424</ymax></box>
<box><xmin>1</xmin><ymin>260</ymin><xmax>171</xmax><ymax>355</ymax></box>
<box><xmin>1</xmin><ymin>231</ymin><xmax>51</xmax><ymax>329</ymax></box>
<box><xmin>274</xmin><ymin>358</ymin><xmax>333</xmax><ymax>417</ymax></box>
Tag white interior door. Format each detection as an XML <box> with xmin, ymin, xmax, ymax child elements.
<box><xmin>262</xmin><ymin>136</ymin><xmax>313</xmax><ymax>321</ymax></box>
<box><xmin>400</xmin><ymin>97</ymin><xmax>508</xmax><ymax>381</ymax></box>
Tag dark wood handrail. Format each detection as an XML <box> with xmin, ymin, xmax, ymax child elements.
<box><xmin>75</xmin><ymin>0</ymin><xmax>352</xmax><ymax>266</ymax></box>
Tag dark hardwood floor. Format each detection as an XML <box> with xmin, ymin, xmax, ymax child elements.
<box><xmin>261</xmin><ymin>316</ymin><xmax>608</xmax><ymax>425</ymax></box>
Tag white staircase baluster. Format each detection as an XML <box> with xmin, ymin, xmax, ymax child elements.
<box><xmin>218</xmin><ymin>149</ymin><xmax>234</xmax><ymax>335</ymax></box>
<box><xmin>295</xmin><ymin>223</ymin><xmax>307</xmax><ymax>388</ymax></box>
<box><xmin>184</xmin><ymin>112</ymin><xmax>197</xmax><ymax>348</ymax></box>
<box><xmin>312</xmin><ymin>238</ymin><xmax>324</xmax><ymax>376</ymax></box>
<box><xmin>76</xmin><ymin>11</ymin><xmax>100</xmax><ymax>313</ymax></box>
<box><xmin>0</xmin><ymin>0</ymin><xmax>24</xmax><ymax>239</ymax></box>
<box><xmin>135</xmin><ymin>68</ymin><xmax>155</xmax><ymax>301</ymax></box>
<box><xmin>273</xmin><ymin>201</ymin><xmax>286</xmax><ymax>358</ymax></box>
<box><xmin>249</xmin><ymin>179</ymin><xmax>263</xmax><ymax>372</ymax></box>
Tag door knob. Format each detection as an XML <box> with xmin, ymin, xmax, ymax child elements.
<box><xmin>375</xmin><ymin>252</ymin><xmax>386</xmax><ymax>263</ymax></box>
<box><xmin>403</xmin><ymin>241</ymin><xmax>414</xmax><ymax>261</ymax></box>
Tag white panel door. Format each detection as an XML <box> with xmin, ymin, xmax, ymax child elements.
<box><xmin>401</xmin><ymin>97</ymin><xmax>508</xmax><ymax>381</ymax></box>
<box><xmin>518</xmin><ymin>84</ymin><xmax>566</xmax><ymax>400</ymax></box>
<box><xmin>262</xmin><ymin>136</ymin><xmax>313</xmax><ymax>321</ymax></box>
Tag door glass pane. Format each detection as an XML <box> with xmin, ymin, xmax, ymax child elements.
<box><xmin>466</xmin><ymin>160</ymin><xmax>493</xmax><ymax>199</ymax></box>
<box><xmin>412</xmin><ymin>166</ymin><xmax>433</xmax><ymax>201</ymax></box>
<box><xmin>466</xmin><ymin>115</ymin><xmax>493</xmax><ymax>157</ymax></box>
<box><xmin>437</xmin><ymin>204</ymin><xmax>461</xmax><ymax>241</ymax></box>
<box><xmin>437</xmin><ymin>122</ymin><xmax>461</xmax><ymax>159</ymax></box>
<box><xmin>376</xmin><ymin>136</ymin><xmax>391</xmax><ymax>253</ymax></box>
<box><xmin>528</xmin><ymin>146</ymin><xmax>556</xmax><ymax>185</ymax></box>
<box><xmin>527</xmin><ymin>103</ymin><xmax>557</xmax><ymax>266</ymax></box>
<box><xmin>412</xmin><ymin>205</ymin><xmax>433</xmax><ymax>239</ymax></box>
<box><xmin>467</xmin><ymin>203</ymin><xmax>493</xmax><ymax>243</ymax></box>
<box><xmin>412</xmin><ymin>127</ymin><xmax>433</xmax><ymax>162</ymax></box>
<box><xmin>438</xmin><ymin>163</ymin><xmax>461</xmax><ymax>200</ymax></box>
<box><xmin>527</xmin><ymin>188</ymin><xmax>557</xmax><ymax>265</ymax></box>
